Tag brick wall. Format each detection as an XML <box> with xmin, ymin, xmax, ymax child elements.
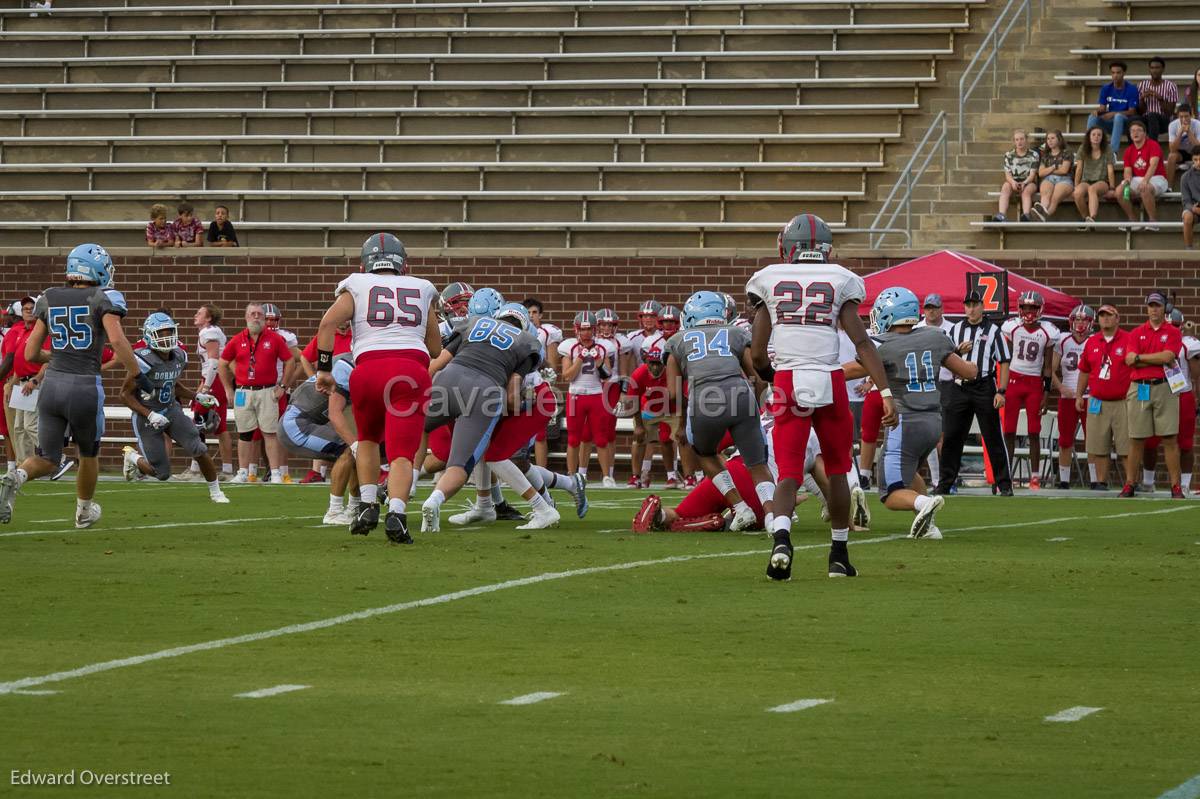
<box><xmin>3</xmin><ymin>250</ymin><xmax>1197</xmax><ymax>474</ymax></box>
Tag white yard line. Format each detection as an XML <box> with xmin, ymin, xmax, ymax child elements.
<box><xmin>11</xmin><ymin>689</ymin><xmax>59</xmax><ymax>696</ymax></box>
<box><xmin>499</xmin><ymin>691</ymin><xmax>563</xmax><ymax>706</ymax></box>
<box><xmin>234</xmin><ymin>684</ymin><xmax>309</xmax><ymax>699</ymax></box>
<box><xmin>1047</xmin><ymin>537</ymin><xmax>1072</xmax><ymax>542</ymax></box>
<box><xmin>0</xmin><ymin>506</ymin><xmax>1194</xmax><ymax>695</ymax></box>
<box><xmin>1044</xmin><ymin>706</ymin><xmax>1103</xmax><ymax>723</ymax></box>
<box><xmin>0</xmin><ymin>515</ymin><xmax>322</xmax><ymax>539</ymax></box>
<box><xmin>767</xmin><ymin>698</ymin><xmax>832</xmax><ymax>713</ymax></box>
<box><xmin>1157</xmin><ymin>774</ymin><xmax>1200</xmax><ymax>799</ymax></box>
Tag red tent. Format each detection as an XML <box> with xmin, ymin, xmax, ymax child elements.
<box><xmin>860</xmin><ymin>250</ymin><xmax>1080</xmax><ymax>320</ymax></box>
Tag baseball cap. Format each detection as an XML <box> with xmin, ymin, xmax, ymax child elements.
<box><xmin>19</xmin><ymin>294</ymin><xmax>36</xmax><ymax>305</ymax></box>
<box><xmin>963</xmin><ymin>290</ymin><xmax>984</xmax><ymax>304</ymax></box>
<box><xmin>1146</xmin><ymin>292</ymin><xmax>1166</xmax><ymax>305</ymax></box>
<box><xmin>923</xmin><ymin>293</ymin><xmax>943</xmax><ymax>308</ymax></box>
<box><xmin>1098</xmin><ymin>304</ymin><xmax>1119</xmax><ymax>316</ymax></box>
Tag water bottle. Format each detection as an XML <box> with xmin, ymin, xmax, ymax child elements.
<box><xmin>1123</xmin><ymin>183</ymin><xmax>1131</xmax><ymax>201</ymax></box>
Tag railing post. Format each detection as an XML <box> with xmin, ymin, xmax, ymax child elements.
<box><xmin>1025</xmin><ymin>0</ymin><xmax>1032</xmax><ymax>45</ymax></box>
<box><xmin>904</xmin><ymin>170</ymin><xmax>912</xmax><ymax>244</ymax></box>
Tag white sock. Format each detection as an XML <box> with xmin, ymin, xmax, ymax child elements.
<box><xmin>1088</xmin><ymin>463</ymin><xmax>1098</xmax><ymax>482</ymax></box>
<box><xmin>412</xmin><ymin>468</ymin><xmax>420</xmax><ymax>487</ymax></box>
<box><xmin>477</xmin><ymin>493</ymin><xmax>494</xmax><ymax>511</ymax></box>
<box><xmin>5</xmin><ymin>461</ymin><xmax>14</xmax><ymax>473</ymax></box>
<box><xmin>764</xmin><ymin>512</ymin><xmax>775</xmax><ymax>531</ymax></box>
<box><xmin>529</xmin><ymin>493</ymin><xmax>548</xmax><ymax>512</ymax></box>
<box><xmin>207</xmin><ymin>479</ymin><xmax>222</xmax><ymax>496</ymax></box>
<box><xmin>318</xmin><ymin>465</ymin><xmax>329</xmax><ymax>478</ymax></box>
<box><xmin>1143</xmin><ymin>469</ymin><xmax>1155</xmax><ymax>487</ymax></box>
<box><xmin>77</xmin><ymin>498</ymin><xmax>91</xmax><ymax>513</ymax></box>
<box><xmin>360</xmin><ymin>484</ymin><xmax>378</xmax><ymax>504</ymax></box>
<box><xmin>13</xmin><ymin>468</ymin><xmax>28</xmax><ymax>487</ymax></box>
<box><xmin>279</xmin><ymin>465</ymin><xmax>289</xmax><ymax>478</ymax></box>
<box><xmin>248</xmin><ymin>464</ymin><xmax>258</xmax><ymax>477</ymax></box>
<box><xmin>189</xmin><ymin>460</ymin><xmax>200</xmax><ymax>472</ymax></box>
<box><xmin>831</xmin><ymin>527</ymin><xmax>849</xmax><ymax>543</ymax></box>
<box><xmin>772</xmin><ymin>515</ymin><xmax>792</xmax><ymax>535</ymax></box>
<box><xmin>576</xmin><ymin>468</ymin><xmax>588</xmax><ymax>481</ymax></box>
<box><xmin>755</xmin><ymin>481</ymin><xmax>774</xmax><ymax>505</ymax></box>
<box><xmin>666</xmin><ymin>470</ymin><xmax>677</xmax><ymax>480</ymax></box>
<box><xmin>348</xmin><ymin>494</ymin><xmax>362</xmax><ymax>512</ymax></box>
<box><xmin>525</xmin><ymin>466</ymin><xmax>546</xmax><ymax>493</ymax></box>
<box><xmin>328</xmin><ymin>495</ymin><xmax>345</xmax><ymax>512</ymax></box>
<box><xmin>1059</xmin><ymin>466</ymin><xmax>1071</xmax><ymax>483</ymax></box>
<box><xmin>733</xmin><ymin>500</ymin><xmax>751</xmax><ymax>516</ymax></box>
<box><xmin>490</xmin><ymin>481</ymin><xmax>504</xmax><ymax>505</ymax></box>
<box><xmin>712</xmin><ymin>470</ymin><xmax>735</xmax><ymax>496</ymax></box>
<box><xmin>607</xmin><ymin>465</ymin><xmax>615</xmax><ymax>479</ymax></box>
<box><xmin>425</xmin><ymin>489</ymin><xmax>445</xmax><ymax>508</ymax></box>
<box><xmin>802</xmin><ymin>473</ymin><xmax>822</xmax><ymax>499</ymax></box>
<box><xmin>548</xmin><ymin>470</ymin><xmax>576</xmax><ymax>495</ymax></box>
<box><xmin>270</xmin><ymin>468</ymin><xmax>281</xmax><ymax>482</ymax></box>
<box><xmin>926</xmin><ymin>449</ymin><xmax>940</xmax><ymax>487</ymax></box>
<box><xmin>913</xmin><ymin>494</ymin><xmax>931</xmax><ymax>512</ymax></box>
<box><xmin>640</xmin><ymin>462</ymin><xmax>652</xmax><ymax>481</ymax></box>
<box><xmin>388</xmin><ymin>497</ymin><xmax>406</xmax><ymax>515</ymax></box>
<box><xmin>221</xmin><ymin>462</ymin><xmax>233</xmax><ymax>475</ymax></box>
<box><xmin>1183</xmin><ymin>473</ymin><xmax>1192</xmax><ymax>491</ymax></box>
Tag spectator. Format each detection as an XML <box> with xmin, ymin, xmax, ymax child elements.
<box><xmin>1121</xmin><ymin>292</ymin><xmax>1185</xmax><ymax>498</ymax></box>
<box><xmin>993</xmin><ymin>129</ymin><xmax>1039</xmax><ymax>222</ymax></box>
<box><xmin>1075</xmin><ymin>304</ymin><xmax>1134</xmax><ymax>490</ymax></box>
<box><xmin>206</xmin><ymin>205</ymin><xmax>239</xmax><ymax>248</ymax></box>
<box><xmin>1182</xmin><ymin>151</ymin><xmax>1200</xmax><ymax>249</ymax></box>
<box><xmin>1136</xmin><ymin>56</ymin><xmax>1179</xmax><ymax>142</ymax></box>
<box><xmin>1086</xmin><ymin>60</ymin><xmax>1139</xmax><ymax>153</ymax></box>
<box><xmin>1031</xmin><ymin>130</ymin><xmax>1074</xmax><ymax>221</ymax></box>
<box><xmin>145</xmin><ymin>203</ymin><xmax>176</xmax><ymax>249</ymax></box>
<box><xmin>171</xmin><ymin>202</ymin><xmax>204</xmax><ymax>247</ymax></box>
<box><xmin>1073</xmin><ymin>125</ymin><xmax>1117</xmax><ymax>227</ymax></box>
<box><xmin>1166</xmin><ymin>103</ymin><xmax>1200</xmax><ymax>186</ymax></box>
<box><xmin>1116</xmin><ymin>120</ymin><xmax>1168</xmax><ymax>231</ymax></box>
<box><xmin>0</xmin><ymin>296</ymin><xmax>49</xmax><ymax>464</ymax></box>
<box><xmin>1186</xmin><ymin>66</ymin><xmax>1200</xmax><ymax>108</ymax></box>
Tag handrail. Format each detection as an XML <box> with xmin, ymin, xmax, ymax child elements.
<box><xmin>867</xmin><ymin>111</ymin><xmax>946</xmax><ymax>248</ymax></box>
<box><xmin>957</xmin><ymin>0</ymin><xmax>1043</xmax><ymax>149</ymax></box>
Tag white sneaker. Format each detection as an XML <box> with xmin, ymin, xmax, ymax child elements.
<box><xmin>924</xmin><ymin>525</ymin><xmax>943</xmax><ymax>540</ymax></box>
<box><xmin>75</xmin><ymin>502</ymin><xmax>102</xmax><ymax>529</ymax></box>
<box><xmin>602</xmin><ymin>476</ymin><xmax>618</xmax><ymax>489</ymax></box>
<box><xmin>322</xmin><ymin>507</ymin><xmax>351</xmax><ymax>525</ymax></box>
<box><xmin>818</xmin><ymin>500</ymin><xmax>830</xmax><ymax>523</ymax></box>
<box><xmin>729</xmin><ymin>505</ymin><xmax>758</xmax><ymax>532</ymax></box>
<box><xmin>516</xmin><ymin>505</ymin><xmax>560</xmax><ymax>529</ymax></box>
<box><xmin>448</xmin><ymin>503</ymin><xmax>497</xmax><ymax>526</ymax></box>
<box><xmin>909</xmin><ymin>495</ymin><xmax>945</xmax><ymax>539</ymax></box>
<box><xmin>122</xmin><ymin>446</ymin><xmax>140</xmax><ymax>482</ymax></box>
<box><xmin>421</xmin><ymin>501</ymin><xmax>441</xmax><ymax>533</ymax></box>
<box><xmin>209</xmin><ymin>490</ymin><xmax>231</xmax><ymax>504</ymax></box>
<box><xmin>851</xmin><ymin>484</ymin><xmax>871</xmax><ymax>531</ymax></box>
<box><xmin>171</xmin><ymin>469</ymin><xmax>202</xmax><ymax>482</ymax></box>
<box><xmin>229</xmin><ymin>469</ymin><xmax>249</xmax><ymax>484</ymax></box>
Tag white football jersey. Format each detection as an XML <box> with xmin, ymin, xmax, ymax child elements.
<box><xmin>837</xmin><ymin>330</ymin><xmax>866</xmax><ymax>400</ymax></box>
<box><xmin>335</xmin><ymin>272</ymin><xmax>438</xmax><ymax>360</ymax></box>
<box><xmin>274</xmin><ymin>327</ymin><xmax>299</xmax><ymax>381</ymax></box>
<box><xmin>640</xmin><ymin>330</ymin><xmax>670</xmax><ymax>359</ymax></box>
<box><xmin>914</xmin><ymin>318</ymin><xmax>955</xmax><ymax>381</ymax></box>
<box><xmin>1002</xmin><ymin>318</ymin><xmax>1060</xmax><ymax>377</ymax></box>
<box><xmin>1179</xmin><ymin>335</ymin><xmax>1200</xmax><ymax>394</ymax></box>
<box><xmin>601</xmin><ymin>333</ymin><xmax>633</xmax><ymax>377</ymax></box>
<box><xmin>1054</xmin><ymin>333</ymin><xmax>1088</xmax><ymax>395</ymax></box>
<box><xmin>535</xmin><ymin>323</ymin><xmax>563</xmax><ymax>353</ymax></box>
<box><xmin>196</xmin><ymin>324</ymin><xmax>226</xmax><ymax>360</ymax></box>
<box><xmin>626</xmin><ymin>328</ymin><xmax>658</xmax><ymax>357</ymax></box>
<box><xmin>558</xmin><ymin>337</ymin><xmax>616</xmax><ymax>395</ymax></box>
<box><xmin>745</xmin><ymin>261</ymin><xmax>866</xmax><ymax>373</ymax></box>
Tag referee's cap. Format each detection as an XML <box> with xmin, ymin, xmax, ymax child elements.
<box><xmin>963</xmin><ymin>290</ymin><xmax>984</xmax><ymax>304</ymax></box>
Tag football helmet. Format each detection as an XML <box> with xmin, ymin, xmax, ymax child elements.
<box><xmin>778</xmin><ymin>213</ymin><xmax>833</xmax><ymax>264</ymax></box>
<box><xmin>682</xmin><ymin>291</ymin><xmax>727</xmax><ymax>328</ymax></box>
<box><xmin>637</xmin><ymin>299</ymin><xmax>662</xmax><ymax>326</ymax></box>
<box><xmin>359</xmin><ymin>232</ymin><xmax>407</xmax><ymax>274</ymax></box>
<box><xmin>1168</xmin><ymin>307</ymin><xmax>1185</xmax><ymax>327</ymax></box>
<box><xmin>659</xmin><ymin>305</ymin><xmax>682</xmax><ymax>336</ymax></box>
<box><xmin>468</xmin><ymin>287</ymin><xmax>505</xmax><ymax>318</ymax></box>
<box><xmin>66</xmin><ymin>243</ymin><xmax>114</xmax><ymax>288</ymax></box>
<box><xmin>595</xmin><ymin>307</ymin><xmax>618</xmax><ymax>337</ymax></box>
<box><xmin>261</xmin><ymin>302</ymin><xmax>282</xmax><ymax>329</ymax></box>
<box><xmin>1068</xmin><ymin>304</ymin><xmax>1095</xmax><ymax>336</ymax></box>
<box><xmin>643</xmin><ymin>345</ymin><xmax>667</xmax><ymax>376</ymax></box>
<box><xmin>142</xmin><ymin>311</ymin><xmax>179</xmax><ymax>352</ymax></box>
<box><xmin>495</xmin><ymin>302</ymin><xmax>531</xmax><ymax>332</ymax></box>
<box><xmin>869</xmin><ymin>287</ymin><xmax>921</xmax><ymax>334</ymax></box>
<box><xmin>439</xmin><ymin>282</ymin><xmax>475</xmax><ymax>322</ymax></box>
<box><xmin>1018</xmin><ymin>290</ymin><xmax>1044</xmax><ymax>325</ymax></box>
<box><xmin>721</xmin><ymin>293</ymin><xmax>739</xmax><ymax>323</ymax></box>
<box><xmin>574</xmin><ymin>311</ymin><xmax>597</xmax><ymax>342</ymax></box>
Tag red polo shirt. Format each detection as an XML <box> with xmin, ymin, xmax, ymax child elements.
<box><xmin>1129</xmin><ymin>320</ymin><xmax>1183</xmax><ymax>381</ymax></box>
<box><xmin>624</xmin><ymin>363</ymin><xmax>676</xmax><ymax>416</ymax></box>
<box><xmin>2</xmin><ymin>321</ymin><xmax>50</xmax><ymax>379</ymax></box>
<box><xmin>301</xmin><ymin>330</ymin><xmax>352</xmax><ymax>363</ymax></box>
<box><xmin>1078</xmin><ymin>329</ymin><xmax>1133</xmax><ymax>401</ymax></box>
<box><xmin>220</xmin><ymin>328</ymin><xmax>291</xmax><ymax>387</ymax></box>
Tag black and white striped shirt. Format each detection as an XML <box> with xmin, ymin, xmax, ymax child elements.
<box><xmin>946</xmin><ymin>318</ymin><xmax>1011</xmax><ymax>381</ymax></box>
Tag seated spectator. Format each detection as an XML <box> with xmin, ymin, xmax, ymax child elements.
<box><xmin>1031</xmin><ymin>130</ymin><xmax>1074</xmax><ymax>221</ymax></box>
<box><xmin>1184</xmin><ymin>67</ymin><xmax>1200</xmax><ymax>111</ymax></box>
<box><xmin>993</xmin><ymin>129</ymin><xmax>1039</xmax><ymax>222</ymax></box>
<box><xmin>1087</xmin><ymin>61</ymin><xmax>1140</xmax><ymax>153</ymax></box>
<box><xmin>170</xmin><ymin>201</ymin><xmax>204</xmax><ymax>248</ymax></box>
<box><xmin>1137</xmin><ymin>56</ymin><xmax>1179</xmax><ymax>143</ymax></box>
<box><xmin>1115</xmin><ymin>119</ymin><xmax>1168</xmax><ymax>231</ymax></box>
<box><xmin>1180</xmin><ymin>150</ymin><xmax>1200</xmax><ymax>249</ymax></box>
<box><xmin>1073</xmin><ymin>125</ymin><xmax>1117</xmax><ymax>227</ymax></box>
<box><xmin>1166</xmin><ymin>103</ymin><xmax>1200</xmax><ymax>186</ymax></box>
<box><xmin>206</xmin><ymin>205</ymin><xmax>239</xmax><ymax>248</ymax></box>
<box><xmin>145</xmin><ymin>203</ymin><xmax>176</xmax><ymax>249</ymax></box>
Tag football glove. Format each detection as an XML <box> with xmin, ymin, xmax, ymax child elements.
<box><xmin>539</xmin><ymin>366</ymin><xmax>558</xmax><ymax>382</ymax></box>
<box><xmin>146</xmin><ymin>411</ymin><xmax>170</xmax><ymax>430</ymax></box>
<box><xmin>194</xmin><ymin>392</ymin><xmax>218</xmax><ymax>409</ymax></box>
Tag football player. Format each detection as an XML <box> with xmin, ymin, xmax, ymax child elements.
<box><xmin>845</xmin><ymin>288</ymin><xmax>977</xmax><ymax>539</ymax></box>
<box><xmin>1000</xmin><ymin>290</ymin><xmax>1060</xmax><ymax>490</ymax></box>
<box><xmin>314</xmin><ymin>233</ymin><xmax>441</xmax><ymax>542</ymax></box>
<box><xmin>176</xmin><ymin>302</ymin><xmax>233</xmax><ymax>481</ymax></box>
<box><xmin>297</xmin><ymin>316</ymin><xmax>352</xmax><ymax>485</ymax></box>
<box><xmin>1051</xmin><ymin>305</ymin><xmax>1094</xmax><ymax>488</ymax></box>
<box><xmin>746</xmin><ymin>213</ymin><xmax>894</xmax><ymax>580</ymax></box>
<box><xmin>420</xmin><ymin>300</ymin><xmax>547</xmax><ymax>531</ymax></box>
<box><xmin>664</xmin><ymin>290</ymin><xmax>772</xmax><ymax>532</ymax></box>
<box><xmin>624</xmin><ymin>299</ymin><xmax>662</xmax><ymax>486</ymax></box>
<box><xmin>622</xmin><ymin>346</ymin><xmax>678</xmax><ymax>489</ymax></box>
<box><xmin>120</xmin><ymin>312</ymin><xmax>230</xmax><ymax>504</ymax></box>
<box><xmin>1</xmin><ymin>244</ymin><xmax>146</xmax><ymax>528</ymax></box>
<box><xmin>559</xmin><ymin>311</ymin><xmax>618</xmax><ymax>481</ymax></box>
<box><xmin>595</xmin><ymin>307</ymin><xmax>634</xmax><ymax>488</ymax></box>
<box><xmin>638</xmin><ymin>305</ymin><xmax>699</xmax><ymax>488</ymax></box>
<box><xmin>522</xmin><ymin>297</ymin><xmax>563</xmax><ymax>468</ymax></box>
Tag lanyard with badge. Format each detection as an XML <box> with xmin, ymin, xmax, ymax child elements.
<box><xmin>235</xmin><ymin>332</ymin><xmax>264</xmax><ymax>408</ymax></box>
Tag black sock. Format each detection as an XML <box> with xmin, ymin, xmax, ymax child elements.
<box><xmin>773</xmin><ymin>530</ymin><xmax>792</xmax><ymax>547</ymax></box>
<box><xmin>830</xmin><ymin>540</ymin><xmax>848</xmax><ymax>558</ymax></box>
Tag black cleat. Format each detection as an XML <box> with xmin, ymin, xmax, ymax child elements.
<box><xmin>385</xmin><ymin>512</ymin><xmax>413</xmax><ymax>544</ymax></box>
<box><xmin>1089</xmin><ymin>481</ymin><xmax>1108</xmax><ymax>491</ymax></box>
<box><xmin>494</xmin><ymin>500</ymin><xmax>525</xmax><ymax>521</ymax></box>
<box><xmin>828</xmin><ymin>553</ymin><xmax>858</xmax><ymax>578</ymax></box>
<box><xmin>350</xmin><ymin>504</ymin><xmax>379</xmax><ymax>535</ymax></box>
<box><xmin>766</xmin><ymin>538</ymin><xmax>793</xmax><ymax>581</ymax></box>
<box><xmin>997</xmin><ymin>485</ymin><xmax>1014</xmax><ymax>497</ymax></box>
<box><xmin>1056</xmin><ymin>481</ymin><xmax>1070</xmax><ymax>490</ymax></box>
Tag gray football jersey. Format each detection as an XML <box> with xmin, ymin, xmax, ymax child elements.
<box><xmin>665</xmin><ymin>324</ymin><xmax>751</xmax><ymax>389</ymax></box>
<box><xmin>445</xmin><ymin>315</ymin><xmax>541</xmax><ymax>387</ymax></box>
<box><xmin>874</xmin><ymin>326</ymin><xmax>955</xmax><ymax>414</ymax></box>
<box><xmin>35</xmin><ymin>284</ymin><xmax>128</xmax><ymax>376</ymax></box>
<box><xmin>134</xmin><ymin>346</ymin><xmax>188</xmax><ymax>411</ymax></box>
<box><xmin>289</xmin><ymin>359</ymin><xmax>352</xmax><ymax>423</ymax></box>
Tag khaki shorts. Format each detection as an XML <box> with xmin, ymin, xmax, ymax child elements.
<box><xmin>1126</xmin><ymin>380</ymin><xmax>1179</xmax><ymax>439</ymax></box>
<box><xmin>645</xmin><ymin>414</ymin><xmax>681</xmax><ymax>438</ymax></box>
<box><xmin>1086</xmin><ymin>397</ymin><xmax>1130</xmax><ymax>456</ymax></box>
<box><xmin>233</xmin><ymin>386</ymin><xmax>281</xmax><ymax>434</ymax></box>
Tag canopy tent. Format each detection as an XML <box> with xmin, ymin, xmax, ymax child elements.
<box><xmin>859</xmin><ymin>250</ymin><xmax>1080</xmax><ymax>320</ymax></box>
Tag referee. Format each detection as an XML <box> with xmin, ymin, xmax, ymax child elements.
<box><xmin>936</xmin><ymin>290</ymin><xmax>1014</xmax><ymax>495</ymax></box>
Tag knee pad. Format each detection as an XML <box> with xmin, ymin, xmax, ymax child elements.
<box><xmin>238</xmin><ymin>431</ymin><xmax>256</xmax><ymax>442</ymax></box>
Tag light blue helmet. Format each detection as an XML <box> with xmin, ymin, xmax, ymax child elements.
<box><xmin>682</xmin><ymin>291</ymin><xmax>728</xmax><ymax>327</ymax></box>
<box><xmin>66</xmin><ymin>243</ymin><xmax>114</xmax><ymax>288</ymax></box>
<box><xmin>142</xmin><ymin>312</ymin><xmax>179</xmax><ymax>351</ymax></box>
<box><xmin>468</xmin><ymin>287</ymin><xmax>505</xmax><ymax>318</ymax></box>
<box><xmin>495</xmin><ymin>302</ymin><xmax>531</xmax><ymax>332</ymax></box>
<box><xmin>869</xmin><ymin>287</ymin><xmax>921</xmax><ymax>334</ymax></box>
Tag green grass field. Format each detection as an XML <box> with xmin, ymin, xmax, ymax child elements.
<box><xmin>1</xmin><ymin>480</ymin><xmax>1198</xmax><ymax>798</ymax></box>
